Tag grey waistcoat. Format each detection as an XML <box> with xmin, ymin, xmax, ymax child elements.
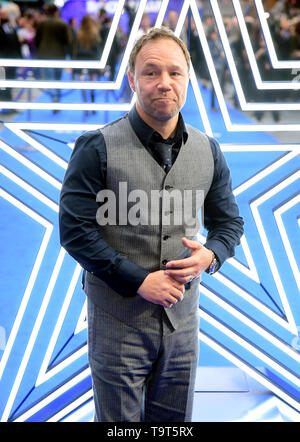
<box><xmin>84</xmin><ymin>114</ymin><xmax>214</xmax><ymax>329</ymax></box>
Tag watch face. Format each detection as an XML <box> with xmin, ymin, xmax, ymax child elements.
<box><xmin>209</xmin><ymin>258</ymin><xmax>217</xmax><ymax>274</ymax></box>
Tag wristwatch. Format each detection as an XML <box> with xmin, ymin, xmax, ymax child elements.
<box><xmin>205</xmin><ymin>250</ymin><xmax>219</xmax><ymax>275</ymax></box>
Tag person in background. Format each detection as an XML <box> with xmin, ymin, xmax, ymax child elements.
<box><xmin>67</xmin><ymin>17</ymin><xmax>78</xmax><ymax>62</ymax></box>
<box><xmin>0</xmin><ymin>6</ymin><xmax>21</xmax><ymax>108</ymax></box>
<box><xmin>34</xmin><ymin>4</ymin><xmax>70</xmax><ymax>111</ymax></box>
<box><xmin>136</xmin><ymin>13</ymin><xmax>152</xmax><ymax>39</ymax></box>
<box><xmin>206</xmin><ymin>25</ymin><xmax>227</xmax><ymax>111</ymax></box>
<box><xmin>73</xmin><ymin>14</ymin><xmax>102</xmax><ymax>116</ymax></box>
<box><xmin>17</xmin><ymin>9</ymin><xmax>36</xmax><ymax>59</ymax></box>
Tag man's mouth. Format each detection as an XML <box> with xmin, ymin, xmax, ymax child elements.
<box><xmin>153</xmin><ymin>97</ymin><xmax>175</xmax><ymax>102</ymax></box>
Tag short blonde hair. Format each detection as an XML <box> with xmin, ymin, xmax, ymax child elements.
<box><xmin>128</xmin><ymin>27</ymin><xmax>191</xmax><ymax>76</ymax></box>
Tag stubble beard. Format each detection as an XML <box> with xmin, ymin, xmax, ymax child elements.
<box><xmin>147</xmin><ymin>99</ymin><xmax>182</xmax><ymax>123</ymax></box>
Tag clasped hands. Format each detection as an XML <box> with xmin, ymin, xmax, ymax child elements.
<box><xmin>137</xmin><ymin>237</ymin><xmax>213</xmax><ymax>308</ymax></box>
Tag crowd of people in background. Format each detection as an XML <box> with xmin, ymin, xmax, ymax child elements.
<box><xmin>0</xmin><ymin>0</ymin><xmax>299</xmax><ymax>117</ymax></box>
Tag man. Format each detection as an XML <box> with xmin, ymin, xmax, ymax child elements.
<box><xmin>59</xmin><ymin>27</ymin><xmax>244</xmax><ymax>422</ymax></box>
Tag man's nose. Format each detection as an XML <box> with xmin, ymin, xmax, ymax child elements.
<box><xmin>157</xmin><ymin>72</ymin><xmax>172</xmax><ymax>91</ymax></box>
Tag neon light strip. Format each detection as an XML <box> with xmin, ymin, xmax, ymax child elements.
<box><xmin>200</xmin><ymin>329</ymin><xmax>300</xmax><ymax>412</ymax></box>
<box><xmin>201</xmin><ymin>285</ymin><xmax>300</xmax><ymax>363</ymax></box>
<box><xmin>38</xmin><ymin>345</ymin><xmax>87</xmax><ymax>386</ymax></box>
<box><xmin>3</xmin><ymin>122</ymin><xmax>104</xmax><ymax>131</ymax></box>
<box><xmin>0</xmin><ymin>59</ymin><xmax>102</xmax><ymax>68</ymax></box>
<box><xmin>36</xmin><ymin>264</ymin><xmax>83</xmax><ymax>386</ymax></box>
<box><xmin>233</xmin><ymin>151</ymin><xmax>298</xmax><ymax>197</ymax></box>
<box><xmin>154</xmin><ymin>0</ymin><xmax>170</xmax><ymax>26</ymax></box>
<box><xmin>214</xmin><ymin>272</ymin><xmax>292</xmax><ymax>331</ymax></box>
<box><xmin>60</xmin><ymin>398</ymin><xmax>94</xmax><ymax>422</ymax></box>
<box><xmin>228</xmin><ymin>123</ymin><xmax>300</xmax><ymax>131</ymax></box>
<box><xmin>59</xmin><ymin>397</ymin><xmax>94</xmax><ymax>422</ymax></box>
<box><xmin>5</xmin><ymin>125</ymin><xmax>68</xmax><ymax>169</ymax></box>
<box><xmin>221</xmin><ymin>144</ymin><xmax>300</xmax><ymax>152</ymax></box>
<box><xmin>229</xmin><ymin>235</ymin><xmax>259</xmax><ymax>282</ymax></box>
<box><xmin>0</xmin><ymin>101</ymin><xmax>132</xmax><ymax>111</ymax></box>
<box><xmin>274</xmin><ymin>195</ymin><xmax>300</xmax><ymax>291</ymax></box>
<box><xmin>12</xmin><ymin>368</ymin><xmax>91</xmax><ymax>422</ymax></box>
<box><xmin>175</xmin><ymin>0</ymin><xmax>190</xmax><ymax>34</ymax></box>
<box><xmin>231</xmin><ymin>0</ymin><xmax>300</xmax><ymax>90</ymax></box>
<box><xmin>251</xmin><ymin>171</ymin><xmax>300</xmax><ymax>335</ymax></box>
<box><xmin>0</xmin><ymin>80</ymin><xmax>120</xmax><ymax>90</ymax></box>
<box><xmin>200</xmin><ymin>313</ymin><xmax>300</xmax><ymax>410</ymax></box>
<box><xmin>0</xmin><ymin>165</ymin><xmax>58</xmax><ymax>212</ymax></box>
<box><xmin>0</xmin><ymin>140</ymin><xmax>62</xmax><ymax>190</ymax></box>
<box><xmin>255</xmin><ymin>0</ymin><xmax>300</xmax><ymax>69</ymax></box>
<box><xmin>47</xmin><ymin>391</ymin><xmax>93</xmax><ymax>422</ymax></box>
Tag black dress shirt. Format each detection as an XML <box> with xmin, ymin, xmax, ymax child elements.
<box><xmin>59</xmin><ymin>106</ymin><xmax>244</xmax><ymax>297</ymax></box>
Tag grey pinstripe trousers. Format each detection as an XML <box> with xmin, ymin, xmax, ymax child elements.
<box><xmin>87</xmin><ymin>297</ymin><xmax>200</xmax><ymax>422</ymax></box>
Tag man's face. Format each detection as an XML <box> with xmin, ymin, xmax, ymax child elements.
<box><xmin>128</xmin><ymin>38</ymin><xmax>189</xmax><ymax>127</ymax></box>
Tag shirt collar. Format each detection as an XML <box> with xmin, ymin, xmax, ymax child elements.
<box><xmin>128</xmin><ymin>105</ymin><xmax>188</xmax><ymax>148</ymax></box>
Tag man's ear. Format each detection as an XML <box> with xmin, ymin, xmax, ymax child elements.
<box><xmin>127</xmin><ymin>70</ymin><xmax>136</xmax><ymax>92</ymax></box>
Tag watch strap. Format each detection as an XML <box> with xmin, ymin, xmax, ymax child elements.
<box><xmin>205</xmin><ymin>250</ymin><xmax>219</xmax><ymax>275</ymax></box>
